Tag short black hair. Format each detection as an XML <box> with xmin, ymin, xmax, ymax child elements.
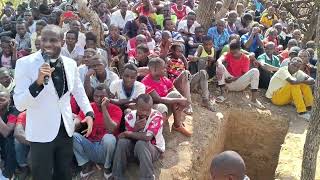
<box><xmin>95</xmin><ymin>83</ymin><xmax>109</xmax><ymax>92</ymax></box>
<box><xmin>0</xmin><ymin>36</ymin><xmax>12</xmax><ymax>44</ymax></box>
<box><xmin>36</xmin><ymin>20</ymin><xmax>47</xmax><ymax>27</ymax></box>
<box><xmin>66</xmin><ymin>30</ymin><xmax>79</xmax><ymax>40</ymax></box>
<box><xmin>85</xmin><ymin>32</ymin><xmax>97</xmax><ymax>43</ymax></box>
<box><xmin>148</xmin><ymin>57</ymin><xmax>165</xmax><ymax>68</ymax></box>
<box><xmin>229</xmin><ymin>40</ymin><xmax>241</xmax><ymax>50</ymax></box>
<box><xmin>136</xmin><ymin>44</ymin><xmax>149</xmax><ymax>53</ymax></box>
<box><xmin>124</xmin><ymin>63</ymin><xmax>138</xmax><ymax>72</ymax></box>
<box><xmin>203</xmin><ymin>35</ymin><xmax>213</xmax><ymax>42</ymax></box>
<box><xmin>138</xmin><ymin>15</ymin><xmax>149</xmax><ymax>25</ymax></box>
<box><xmin>137</xmin><ymin>94</ymin><xmax>153</xmax><ymax>105</ymax></box>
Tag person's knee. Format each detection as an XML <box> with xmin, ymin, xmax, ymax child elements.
<box><xmin>154</xmin><ymin>104</ymin><xmax>168</xmax><ymax>117</ymax></box>
<box><xmin>167</xmin><ymin>91</ymin><xmax>182</xmax><ymax>98</ymax></box>
<box><xmin>72</xmin><ymin>132</ymin><xmax>83</xmax><ymax>145</ymax></box>
<box><xmin>117</xmin><ymin>138</ymin><xmax>131</xmax><ymax>150</ymax></box>
<box><xmin>199</xmin><ymin>70</ymin><xmax>208</xmax><ymax>80</ymax></box>
<box><xmin>251</xmin><ymin>68</ymin><xmax>260</xmax><ymax>77</ymax></box>
<box><xmin>134</xmin><ymin>140</ymin><xmax>148</xmax><ymax>155</ymax></box>
<box><xmin>102</xmin><ymin>134</ymin><xmax>116</xmax><ymax>148</ymax></box>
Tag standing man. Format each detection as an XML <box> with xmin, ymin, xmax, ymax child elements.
<box><xmin>13</xmin><ymin>25</ymin><xmax>94</xmax><ymax>180</ymax></box>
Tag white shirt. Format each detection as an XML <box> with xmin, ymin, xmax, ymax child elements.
<box><xmin>90</xmin><ymin>69</ymin><xmax>119</xmax><ymax>88</ymax></box>
<box><xmin>177</xmin><ymin>20</ymin><xmax>200</xmax><ymax>34</ymax></box>
<box><xmin>110</xmin><ymin>10</ymin><xmax>136</xmax><ymax>29</ymax></box>
<box><xmin>110</xmin><ymin>79</ymin><xmax>146</xmax><ymax>101</ymax></box>
<box><xmin>64</xmin><ymin>32</ymin><xmax>86</xmax><ymax>49</ymax></box>
<box><xmin>28</xmin><ymin>21</ymin><xmax>37</xmax><ymax>34</ymax></box>
<box><xmin>60</xmin><ymin>46</ymin><xmax>84</xmax><ymax>61</ymax></box>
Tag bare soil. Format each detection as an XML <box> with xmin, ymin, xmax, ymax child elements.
<box><xmin>76</xmin><ymin>90</ymin><xmax>320</xmax><ymax>180</ymax></box>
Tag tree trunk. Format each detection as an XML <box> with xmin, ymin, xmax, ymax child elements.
<box><xmin>196</xmin><ymin>0</ymin><xmax>217</xmax><ymax>30</ymax></box>
<box><xmin>196</xmin><ymin>0</ymin><xmax>234</xmax><ymax>30</ymax></box>
<box><xmin>301</xmin><ymin>7</ymin><xmax>320</xmax><ymax>180</ymax></box>
<box><xmin>75</xmin><ymin>0</ymin><xmax>104</xmax><ymax>47</ymax></box>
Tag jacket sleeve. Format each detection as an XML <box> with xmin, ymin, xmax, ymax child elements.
<box><xmin>13</xmin><ymin>58</ymin><xmax>38</xmax><ymax>111</ymax></box>
<box><xmin>71</xmin><ymin>64</ymin><xmax>93</xmax><ymax>115</ymax></box>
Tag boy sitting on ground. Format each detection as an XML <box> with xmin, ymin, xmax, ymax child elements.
<box><xmin>112</xmin><ymin>94</ymin><xmax>164</xmax><ymax>180</ymax></box>
<box><xmin>167</xmin><ymin>44</ymin><xmax>216</xmax><ymax>114</ymax></box>
<box><xmin>73</xmin><ymin>84</ymin><xmax>123</xmax><ymax>179</ymax></box>
<box><xmin>109</xmin><ymin>63</ymin><xmax>146</xmax><ymax>110</ymax></box>
<box><xmin>210</xmin><ymin>151</ymin><xmax>250</xmax><ymax>180</ymax></box>
<box><xmin>189</xmin><ymin>36</ymin><xmax>215</xmax><ymax>77</ymax></box>
<box><xmin>141</xmin><ymin>58</ymin><xmax>191</xmax><ymax>137</ymax></box>
<box><xmin>216</xmin><ymin>40</ymin><xmax>264</xmax><ymax>108</ymax></box>
<box><xmin>266</xmin><ymin>57</ymin><xmax>315</xmax><ymax>120</ymax></box>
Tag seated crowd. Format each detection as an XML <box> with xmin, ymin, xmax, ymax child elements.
<box><xmin>0</xmin><ymin>0</ymin><xmax>317</xmax><ymax>179</ymax></box>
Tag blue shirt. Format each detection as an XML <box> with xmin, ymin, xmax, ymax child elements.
<box><xmin>253</xmin><ymin>0</ymin><xmax>265</xmax><ymax>13</ymax></box>
<box><xmin>207</xmin><ymin>26</ymin><xmax>230</xmax><ymax>51</ymax></box>
<box><xmin>240</xmin><ymin>33</ymin><xmax>263</xmax><ymax>53</ymax></box>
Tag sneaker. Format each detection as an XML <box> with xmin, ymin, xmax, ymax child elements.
<box><xmin>103</xmin><ymin>168</ymin><xmax>112</xmax><ymax>180</ymax></box>
<box><xmin>299</xmin><ymin>113</ymin><xmax>311</xmax><ymax>121</ymax></box>
<box><xmin>172</xmin><ymin>123</ymin><xmax>192</xmax><ymax>137</ymax></box>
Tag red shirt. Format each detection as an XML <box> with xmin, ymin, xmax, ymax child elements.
<box><xmin>279</xmin><ymin>49</ymin><xmax>289</xmax><ymax>62</ymax></box>
<box><xmin>142</xmin><ymin>74</ymin><xmax>174</xmax><ymax>97</ymax></box>
<box><xmin>171</xmin><ymin>4</ymin><xmax>187</xmax><ymax>20</ymax></box>
<box><xmin>225</xmin><ymin>52</ymin><xmax>250</xmax><ymax>77</ymax></box>
<box><xmin>16</xmin><ymin>111</ymin><xmax>26</xmax><ymax>128</ymax></box>
<box><xmin>79</xmin><ymin>102</ymin><xmax>123</xmax><ymax>142</ymax></box>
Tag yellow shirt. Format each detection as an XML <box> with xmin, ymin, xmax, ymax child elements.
<box><xmin>266</xmin><ymin>66</ymin><xmax>308</xmax><ymax>98</ymax></box>
<box><xmin>199</xmin><ymin>45</ymin><xmax>215</xmax><ymax>58</ymax></box>
<box><xmin>260</xmin><ymin>14</ymin><xmax>278</xmax><ymax>28</ymax></box>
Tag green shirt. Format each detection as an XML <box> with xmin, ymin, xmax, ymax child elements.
<box><xmin>257</xmin><ymin>53</ymin><xmax>280</xmax><ymax>67</ymax></box>
<box><xmin>155</xmin><ymin>15</ymin><xmax>177</xmax><ymax>29</ymax></box>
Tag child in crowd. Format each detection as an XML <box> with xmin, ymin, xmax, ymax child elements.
<box><xmin>141</xmin><ymin>57</ymin><xmax>191</xmax><ymax>136</ymax></box>
<box><xmin>216</xmin><ymin>40</ymin><xmax>264</xmax><ymax>108</ymax></box>
<box><xmin>0</xmin><ymin>36</ymin><xmax>17</xmax><ymax>69</ymax></box>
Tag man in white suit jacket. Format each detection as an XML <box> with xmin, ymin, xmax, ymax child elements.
<box><xmin>14</xmin><ymin>25</ymin><xmax>94</xmax><ymax>180</ymax></box>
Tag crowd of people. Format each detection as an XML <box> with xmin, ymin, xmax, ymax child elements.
<box><xmin>0</xmin><ymin>0</ymin><xmax>317</xmax><ymax>179</ymax></box>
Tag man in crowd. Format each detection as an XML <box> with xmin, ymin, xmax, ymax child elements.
<box><xmin>112</xmin><ymin>94</ymin><xmax>164</xmax><ymax>179</ymax></box>
<box><xmin>266</xmin><ymin>57</ymin><xmax>315</xmax><ymax>120</ymax></box>
<box><xmin>73</xmin><ymin>84</ymin><xmax>122</xmax><ymax>179</ymax></box>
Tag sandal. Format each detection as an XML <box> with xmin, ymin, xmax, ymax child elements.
<box><xmin>172</xmin><ymin>123</ymin><xmax>192</xmax><ymax>137</ymax></box>
<box><xmin>216</xmin><ymin>96</ymin><xmax>226</xmax><ymax>103</ymax></box>
<box><xmin>251</xmin><ymin>100</ymin><xmax>266</xmax><ymax>109</ymax></box>
<box><xmin>202</xmin><ymin>100</ymin><xmax>217</xmax><ymax>112</ymax></box>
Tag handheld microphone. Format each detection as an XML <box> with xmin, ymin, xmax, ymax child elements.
<box><xmin>42</xmin><ymin>52</ymin><xmax>51</xmax><ymax>85</ymax></box>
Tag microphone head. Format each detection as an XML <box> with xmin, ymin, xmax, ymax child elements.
<box><xmin>42</xmin><ymin>52</ymin><xmax>51</xmax><ymax>63</ymax></box>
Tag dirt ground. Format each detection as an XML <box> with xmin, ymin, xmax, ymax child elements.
<box><xmin>77</xmin><ymin>89</ymin><xmax>320</xmax><ymax>180</ymax></box>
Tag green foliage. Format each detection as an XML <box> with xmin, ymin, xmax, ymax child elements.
<box><xmin>0</xmin><ymin>0</ymin><xmax>24</xmax><ymax>10</ymax></box>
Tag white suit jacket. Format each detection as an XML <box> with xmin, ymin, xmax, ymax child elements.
<box><xmin>13</xmin><ymin>51</ymin><xmax>93</xmax><ymax>143</ymax></box>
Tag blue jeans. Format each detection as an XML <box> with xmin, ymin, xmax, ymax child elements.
<box><xmin>73</xmin><ymin>132</ymin><xmax>116</xmax><ymax>169</ymax></box>
<box><xmin>14</xmin><ymin>139</ymin><xmax>30</xmax><ymax>167</ymax></box>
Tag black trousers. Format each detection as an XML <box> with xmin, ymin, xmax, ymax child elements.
<box><xmin>258</xmin><ymin>68</ymin><xmax>273</xmax><ymax>89</ymax></box>
<box><xmin>30</xmin><ymin>125</ymin><xmax>73</xmax><ymax>180</ymax></box>
<box><xmin>0</xmin><ymin>133</ymin><xmax>17</xmax><ymax>178</ymax></box>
